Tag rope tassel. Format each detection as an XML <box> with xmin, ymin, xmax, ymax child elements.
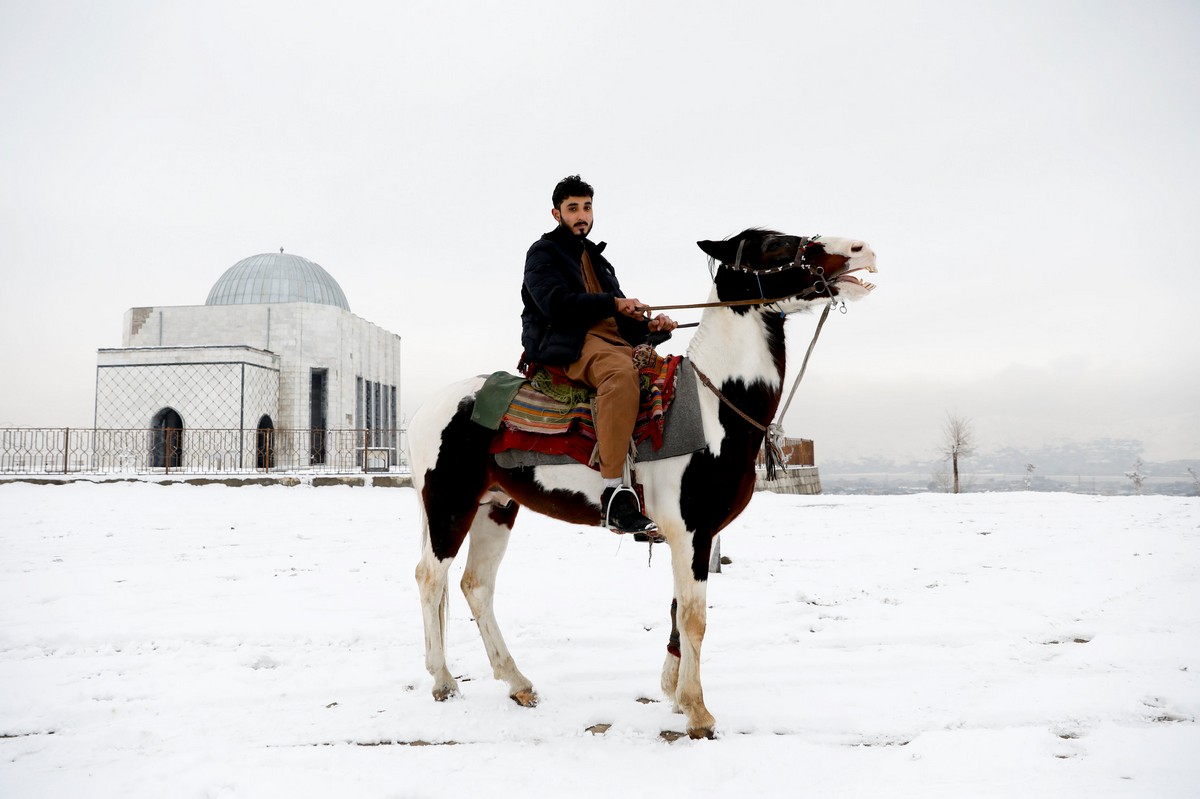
<box><xmin>762</xmin><ymin>430</ymin><xmax>785</xmax><ymax>481</ymax></box>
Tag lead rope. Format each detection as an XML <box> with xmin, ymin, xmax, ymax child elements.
<box><xmin>766</xmin><ymin>300</ymin><xmax>834</xmax><ymax>463</ymax></box>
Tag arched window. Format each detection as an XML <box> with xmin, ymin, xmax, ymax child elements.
<box><xmin>255</xmin><ymin>415</ymin><xmax>275</xmax><ymax>470</ymax></box>
<box><xmin>150</xmin><ymin>408</ymin><xmax>183</xmax><ymax>469</ymax></box>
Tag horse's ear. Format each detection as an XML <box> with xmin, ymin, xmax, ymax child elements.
<box><xmin>697</xmin><ymin>239</ymin><xmax>736</xmax><ymax>263</ymax></box>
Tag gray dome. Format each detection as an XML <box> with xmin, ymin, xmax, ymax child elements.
<box><xmin>206</xmin><ymin>251</ymin><xmax>350</xmax><ymax>311</ymax></box>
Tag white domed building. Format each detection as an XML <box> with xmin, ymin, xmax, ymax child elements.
<box><xmin>94</xmin><ymin>250</ymin><xmax>401</xmax><ymax>471</ymax></box>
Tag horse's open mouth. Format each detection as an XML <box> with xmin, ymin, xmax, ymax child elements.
<box><xmin>834</xmin><ymin>265</ymin><xmax>877</xmax><ymax>294</ymax></box>
<box><xmin>836</xmin><ymin>273</ymin><xmax>876</xmax><ymax>291</ymax></box>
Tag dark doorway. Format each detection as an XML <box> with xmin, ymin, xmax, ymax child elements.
<box><xmin>150</xmin><ymin>408</ymin><xmax>183</xmax><ymax>469</ymax></box>
<box><xmin>256</xmin><ymin>415</ymin><xmax>275</xmax><ymax>470</ymax></box>
<box><xmin>310</xmin><ymin>368</ymin><xmax>328</xmax><ymax>465</ymax></box>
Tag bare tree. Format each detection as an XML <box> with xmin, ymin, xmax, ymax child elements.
<box><xmin>1125</xmin><ymin>458</ymin><xmax>1146</xmax><ymax>495</ymax></box>
<box><xmin>940</xmin><ymin>414</ymin><xmax>976</xmax><ymax>494</ymax></box>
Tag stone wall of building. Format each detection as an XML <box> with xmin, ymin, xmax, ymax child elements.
<box><xmin>120</xmin><ymin>303</ymin><xmax>401</xmax><ymax>432</ymax></box>
<box><xmin>95</xmin><ymin>346</ymin><xmax>280</xmax><ymax>430</ymax></box>
<box><xmin>756</xmin><ymin>465</ymin><xmax>823</xmax><ymax>495</ymax></box>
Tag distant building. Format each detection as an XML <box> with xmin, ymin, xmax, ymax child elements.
<box><xmin>94</xmin><ymin>250</ymin><xmax>401</xmax><ymax>470</ymax></box>
<box><xmin>755</xmin><ymin>437</ymin><xmax>821</xmax><ymax>494</ymax></box>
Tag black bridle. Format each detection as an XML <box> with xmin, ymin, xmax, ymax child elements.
<box><xmin>648</xmin><ymin>235</ymin><xmax>844</xmax><ymax>318</ymax></box>
<box><xmin>710</xmin><ymin>235</ymin><xmax>838</xmax><ymax>305</ymax></box>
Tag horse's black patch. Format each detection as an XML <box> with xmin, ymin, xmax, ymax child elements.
<box><xmin>492</xmin><ymin>466</ymin><xmax>598</xmax><ymax>526</ymax></box>
<box><xmin>422</xmin><ymin>398</ymin><xmax>497</xmax><ymax>561</ymax></box>
<box><xmin>680</xmin><ymin>350</ymin><xmax>784</xmax><ymax>581</ymax></box>
<box><xmin>486</xmin><ymin>496</ymin><xmax>519</xmax><ymax>528</ymax></box>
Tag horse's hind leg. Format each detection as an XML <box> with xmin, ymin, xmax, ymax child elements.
<box><xmin>461</xmin><ymin>497</ymin><xmax>537</xmax><ymax>706</ymax></box>
<box><xmin>415</xmin><ymin>531</ymin><xmax>459</xmax><ymax>701</ymax></box>
<box><xmin>411</xmin><ymin>393</ymin><xmax>495</xmax><ymax>702</ymax></box>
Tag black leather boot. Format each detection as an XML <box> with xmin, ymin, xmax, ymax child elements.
<box><xmin>601</xmin><ymin>485</ymin><xmax>660</xmax><ymax>537</ymax></box>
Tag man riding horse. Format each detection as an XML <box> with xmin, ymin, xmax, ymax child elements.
<box><xmin>520</xmin><ymin>175</ymin><xmax>677</xmax><ymax>534</ymax></box>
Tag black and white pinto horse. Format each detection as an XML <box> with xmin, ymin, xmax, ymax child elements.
<box><xmin>411</xmin><ymin>229</ymin><xmax>876</xmax><ymax>739</ymax></box>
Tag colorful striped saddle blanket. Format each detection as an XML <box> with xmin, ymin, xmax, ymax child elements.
<box><xmin>477</xmin><ymin>349</ymin><xmax>686</xmax><ymax>470</ymax></box>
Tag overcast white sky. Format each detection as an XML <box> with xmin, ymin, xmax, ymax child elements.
<box><xmin>2</xmin><ymin>0</ymin><xmax>1197</xmax><ymax>462</ymax></box>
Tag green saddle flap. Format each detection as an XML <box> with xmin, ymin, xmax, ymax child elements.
<box><xmin>471</xmin><ymin>371</ymin><xmax>528</xmax><ymax>430</ymax></box>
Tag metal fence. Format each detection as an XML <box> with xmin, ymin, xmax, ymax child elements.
<box><xmin>0</xmin><ymin>428</ymin><xmax>410</xmax><ymax>476</ymax></box>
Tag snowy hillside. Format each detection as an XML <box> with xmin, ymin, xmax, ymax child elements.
<box><xmin>2</xmin><ymin>483</ymin><xmax>1197</xmax><ymax>797</ymax></box>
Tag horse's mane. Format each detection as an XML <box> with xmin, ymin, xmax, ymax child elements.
<box><xmin>728</xmin><ymin>227</ymin><xmax>784</xmax><ymax>242</ymax></box>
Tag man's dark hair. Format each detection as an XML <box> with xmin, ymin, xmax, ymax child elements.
<box><xmin>552</xmin><ymin>175</ymin><xmax>594</xmax><ymax>209</ymax></box>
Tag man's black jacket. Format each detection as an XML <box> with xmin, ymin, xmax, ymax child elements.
<box><xmin>520</xmin><ymin>225</ymin><xmax>661</xmax><ymax>366</ymax></box>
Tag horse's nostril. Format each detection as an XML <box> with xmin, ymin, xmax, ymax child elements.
<box><xmin>851</xmin><ymin>243</ymin><xmax>863</xmax><ymax>253</ymax></box>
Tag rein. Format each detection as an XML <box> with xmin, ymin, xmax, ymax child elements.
<box><xmin>645</xmin><ymin>289</ymin><xmax>829</xmax><ymax>315</ymax></box>
<box><xmin>690</xmin><ymin>362</ymin><xmax>772</xmax><ymax>435</ymax></box>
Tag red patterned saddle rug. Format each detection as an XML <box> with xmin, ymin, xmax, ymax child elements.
<box><xmin>489</xmin><ymin>348</ymin><xmax>684</xmax><ymax>469</ymax></box>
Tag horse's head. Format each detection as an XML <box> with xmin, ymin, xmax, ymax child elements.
<box><xmin>697</xmin><ymin>229</ymin><xmax>877</xmax><ymax>314</ymax></box>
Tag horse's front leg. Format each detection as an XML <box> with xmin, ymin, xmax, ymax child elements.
<box><xmin>666</xmin><ymin>529</ymin><xmax>716</xmax><ymax>739</ymax></box>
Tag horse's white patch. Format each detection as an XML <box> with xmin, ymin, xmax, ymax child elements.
<box><xmin>689</xmin><ymin>291</ymin><xmax>781</xmax><ymax>390</ymax></box>
<box><xmin>693</xmin><ymin>372</ymin><xmax>727</xmax><ymax>455</ymax></box>
<box><xmin>820</xmin><ymin>237</ymin><xmax>877</xmax><ymax>276</ymax></box>
<box><xmin>822</xmin><ymin>238</ymin><xmax>877</xmax><ymax>303</ymax></box>
<box><xmin>531</xmin><ymin>462</ymin><xmax>604</xmax><ymax>499</ymax></box>
<box><xmin>686</xmin><ymin>293</ymin><xmax>784</xmax><ymax>454</ymax></box>
<box><xmin>637</xmin><ymin>455</ymin><xmax>690</xmax><ymax>527</ymax></box>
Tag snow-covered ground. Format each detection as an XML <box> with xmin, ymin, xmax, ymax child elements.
<box><xmin>2</xmin><ymin>482</ymin><xmax>1197</xmax><ymax>798</ymax></box>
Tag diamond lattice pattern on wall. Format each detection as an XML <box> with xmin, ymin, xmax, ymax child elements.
<box><xmin>95</xmin><ymin>362</ymin><xmax>279</xmax><ymax>431</ymax></box>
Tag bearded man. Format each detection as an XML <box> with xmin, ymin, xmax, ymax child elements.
<box><xmin>519</xmin><ymin>175</ymin><xmax>677</xmax><ymax>534</ymax></box>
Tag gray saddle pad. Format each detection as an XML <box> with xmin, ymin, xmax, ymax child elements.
<box><xmin>492</xmin><ymin>358</ymin><xmax>706</xmax><ymax>469</ymax></box>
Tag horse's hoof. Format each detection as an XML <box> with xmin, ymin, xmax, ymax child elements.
<box><xmin>510</xmin><ymin>688</ymin><xmax>539</xmax><ymax>708</ymax></box>
<box><xmin>432</xmin><ymin>685</ymin><xmax>459</xmax><ymax>702</ymax></box>
<box><xmin>687</xmin><ymin>726</ymin><xmax>716</xmax><ymax>740</ymax></box>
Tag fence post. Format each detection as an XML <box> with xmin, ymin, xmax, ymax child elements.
<box><xmin>63</xmin><ymin>427</ymin><xmax>70</xmax><ymax>474</ymax></box>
